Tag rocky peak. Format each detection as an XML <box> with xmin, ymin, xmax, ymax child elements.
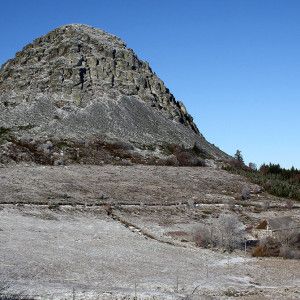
<box><xmin>0</xmin><ymin>24</ymin><xmax>199</xmax><ymax>133</ymax></box>
<box><xmin>0</xmin><ymin>24</ymin><xmax>228</xmax><ymax>165</ymax></box>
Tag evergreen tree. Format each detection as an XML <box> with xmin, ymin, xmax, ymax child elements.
<box><xmin>234</xmin><ymin>150</ymin><xmax>244</xmax><ymax>163</ymax></box>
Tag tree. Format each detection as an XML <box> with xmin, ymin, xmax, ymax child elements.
<box><xmin>234</xmin><ymin>150</ymin><xmax>244</xmax><ymax>164</ymax></box>
<box><xmin>249</xmin><ymin>162</ymin><xmax>257</xmax><ymax>171</ymax></box>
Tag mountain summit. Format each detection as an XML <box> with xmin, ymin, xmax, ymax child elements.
<box><xmin>0</xmin><ymin>24</ymin><xmax>228</xmax><ymax>165</ymax></box>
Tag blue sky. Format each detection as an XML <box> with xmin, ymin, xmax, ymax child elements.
<box><xmin>1</xmin><ymin>0</ymin><xmax>299</xmax><ymax>168</ymax></box>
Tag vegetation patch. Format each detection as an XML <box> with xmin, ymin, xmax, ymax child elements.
<box><xmin>160</xmin><ymin>143</ymin><xmax>206</xmax><ymax>166</ymax></box>
<box><xmin>224</xmin><ymin>158</ymin><xmax>300</xmax><ymax>201</ymax></box>
<box><xmin>193</xmin><ymin>212</ymin><xmax>246</xmax><ymax>251</ymax></box>
<box><xmin>252</xmin><ymin>231</ymin><xmax>300</xmax><ymax>259</ymax></box>
<box><xmin>0</xmin><ymin>127</ymin><xmax>11</xmax><ymax>144</ymax></box>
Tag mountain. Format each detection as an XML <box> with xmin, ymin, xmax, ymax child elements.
<box><xmin>0</xmin><ymin>24</ymin><xmax>228</xmax><ymax>165</ymax></box>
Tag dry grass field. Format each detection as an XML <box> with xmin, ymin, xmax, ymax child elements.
<box><xmin>0</xmin><ymin>165</ymin><xmax>299</xmax><ymax>299</ymax></box>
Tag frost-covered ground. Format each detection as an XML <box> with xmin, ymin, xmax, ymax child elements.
<box><xmin>0</xmin><ymin>206</ymin><xmax>299</xmax><ymax>299</ymax></box>
<box><xmin>0</xmin><ymin>165</ymin><xmax>299</xmax><ymax>299</ymax></box>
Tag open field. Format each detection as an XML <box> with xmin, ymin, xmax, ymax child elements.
<box><xmin>0</xmin><ymin>164</ymin><xmax>273</xmax><ymax>205</ymax></box>
<box><xmin>0</xmin><ymin>165</ymin><xmax>299</xmax><ymax>299</ymax></box>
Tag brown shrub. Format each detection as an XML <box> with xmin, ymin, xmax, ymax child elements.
<box><xmin>252</xmin><ymin>237</ymin><xmax>281</xmax><ymax>257</ymax></box>
<box><xmin>194</xmin><ymin>226</ymin><xmax>211</xmax><ymax>247</ymax></box>
<box><xmin>1</xmin><ymin>137</ymin><xmax>208</xmax><ymax>167</ymax></box>
<box><xmin>256</xmin><ymin>220</ymin><xmax>268</xmax><ymax>229</ymax></box>
<box><xmin>252</xmin><ymin>235</ymin><xmax>300</xmax><ymax>259</ymax></box>
<box><xmin>173</xmin><ymin>147</ymin><xmax>205</xmax><ymax>166</ymax></box>
<box><xmin>156</xmin><ymin>156</ymin><xmax>179</xmax><ymax>166</ymax></box>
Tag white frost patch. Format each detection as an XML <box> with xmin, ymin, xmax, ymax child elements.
<box><xmin>213</xmin><ymin>256</ymin><xmax>251</xmax><ymax>266</ymax></box>
<box><xmin>227</xmin><ymin>275</ymin><xmax>252</xmax><ymax>285</ymax></box>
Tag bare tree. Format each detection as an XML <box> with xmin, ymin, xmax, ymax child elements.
<box><xmin>216</xmin><ymin>213</ymin><xmax>245</xmax><ymax>251</ymax></box>
<box><xmin>194</xmin><ymin>212</ymin><xmax>245</xmax><ymax>251</ymax></box>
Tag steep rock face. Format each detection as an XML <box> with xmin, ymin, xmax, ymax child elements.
<box><xmin>0</xmin><ymin>24</ymin><xmax>228</xmax><ymax>164</ymax></box>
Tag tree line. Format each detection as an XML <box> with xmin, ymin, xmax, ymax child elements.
<box><xmin>227</xmin><ymin>150</ymin><xmax>300</xmax><ymax>201</ymax></box>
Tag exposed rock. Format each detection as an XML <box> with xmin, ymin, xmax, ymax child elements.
<box><xmin>0</xmin><ymin>24</ymin><xmax>228</xmax><ymax>164</ymax></box>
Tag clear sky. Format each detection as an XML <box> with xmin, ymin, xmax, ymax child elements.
<box><xmin>1</xmin><ymin>0</ymin><xmax>299</xmax><ymax>168</ymax></box>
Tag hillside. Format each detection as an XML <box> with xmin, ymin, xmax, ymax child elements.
<box><xmin>0</xmin><ymin>165</ymin><xmax>299</xmax><ymax>299</ymax></box>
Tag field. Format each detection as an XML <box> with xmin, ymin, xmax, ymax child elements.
<box><xmin>0</xmin><ymin>165</ymin><xmax>299</xmax><ymax>299</ymax></box>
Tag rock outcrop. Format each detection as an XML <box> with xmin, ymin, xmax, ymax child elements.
<box><xmin>0</xmin><ymin>24</ymin><xmax>228</xmax><ymax>165</ymax></box>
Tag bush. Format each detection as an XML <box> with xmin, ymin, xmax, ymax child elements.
<box><xmin>160</xmin><ymin>143</ymin><xmax>206</xmax><ymax>166</ymax></box>
<box><xmin>193</xmin><ymin>213</ymin><xmax>246</xmax><ymax>251</ymax></box>
<box><xmin>252</xmin><ymin>230</ymin><xmax>300</xmax><ymax>259</ymax></box>
<box><xmin>175</xmin><ymin>149</ymin><xmax>205</xmax><ymax>166</ymax></box>
<box><xmin>252</xmin><ymin>237</ymin><xmax>281</xmax><ymax>257</ymax></box>
<box><xmin>192</xmin><ymin>142</ymin><xmax>212</xmax><ymax>159</ymax></box>
<box><xmin>193</xmin><ymin>224</ymin><xmax>211</xmax><ymax>247</ymax></box>
<box><xmin>279</xmin><ymin>245</ymin><xmax>300</xmax><ymax>259</ymax></box>
<box><xmin>241</xmin><ymin>187</ymin><xmax>251</xmax><ymax>200</ymax></box>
